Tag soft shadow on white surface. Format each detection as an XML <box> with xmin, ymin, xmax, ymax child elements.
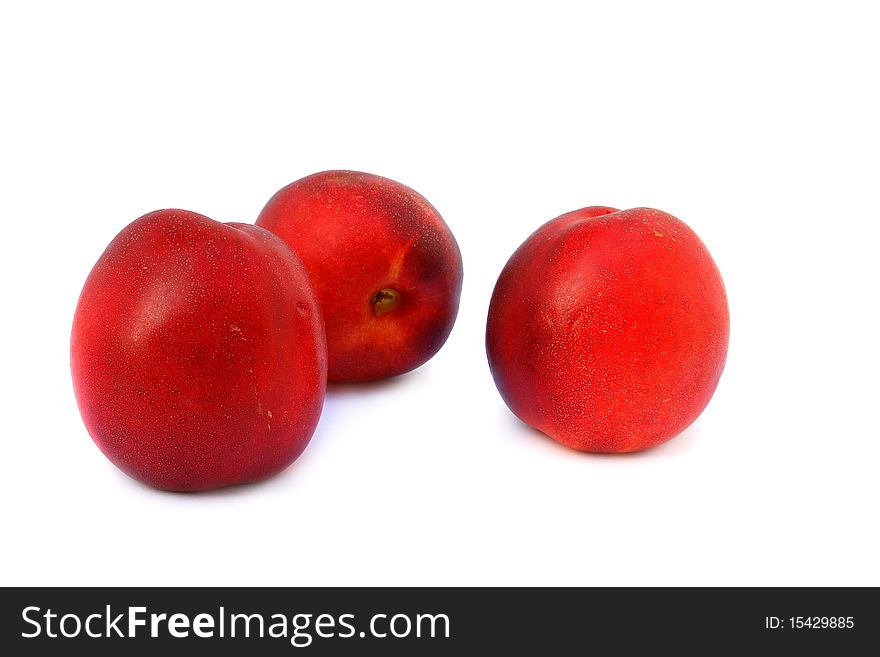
<box><xmin>324</xmin><ymin>366</ymin><xmax>429</xmax><ymax>398</ymax></box>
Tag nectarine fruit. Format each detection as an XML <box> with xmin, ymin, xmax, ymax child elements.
<box><xmin>256</xmin><ymin>171</ymin><xmax>463</xmax><ymax>382</ymax></box>
<box><xmin>486</xmin><ymin>207</ymin><xmax>729</xmax><ymax>453</ymax></box>
<box><xmin>71</xmin><ymin>210</ymin><xmax>327</xmax><ymax>491</ymax></box>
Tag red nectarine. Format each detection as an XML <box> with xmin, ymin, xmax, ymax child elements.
<box><xmin>71</xmin><ymin>210</ymin><xmax>327</xmax><ymax>491</ymax></box>
<box><xmin>486</xmin><ymin>207</ymin><xmax>729</xmax><ymax>453</ymax></box>
<box><xmin>256</xmin><ymin>171</ymin><xmax>463</xmax><ymax>382</ymax></box>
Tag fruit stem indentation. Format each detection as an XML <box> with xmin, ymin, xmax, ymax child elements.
<box><xmin>372</xmin><ymin>288</ymin><xmax>400</xmax><ymax>316</ymax></box>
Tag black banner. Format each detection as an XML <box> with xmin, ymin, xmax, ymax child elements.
<box><xmin>1</xmin><ymin>587</ymin><xmax>875</xmax><ymax>653</ymax></box>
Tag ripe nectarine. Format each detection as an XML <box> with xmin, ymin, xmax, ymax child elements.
<box><xmin>71</xmin><ymin>210</ymin><xmax>327</xmax><ymax>490</ymax></box>
<box><xmin>257</xmin><ymin>171</ymin><xmax>463</xmax><ymax>382</ymax></box>
<box><xmin>486</xmin><ymin>207</ymin><xmax>729</xmax><ymax>453</ymax></box>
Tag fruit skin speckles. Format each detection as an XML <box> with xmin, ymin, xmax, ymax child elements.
<box><xmin>71</xmin><ymin>209</ymin><xmax>327</xmax><ymax>491</ymax></box>
<box><xmin>257</xmin><ymin>170</ymin><xmax>463</xmax><ymax>382</ymax></box>
<box><xmin>486</xmin><ymin>206</ymin><xmax>729</xmax><ymax>453</ymax></box>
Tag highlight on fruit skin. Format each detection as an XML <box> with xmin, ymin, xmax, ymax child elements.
<box><xmin>257</xmin><ymin>170</ymin><xmax>463</xmax><ymax>383</ymax></box>
<box><xmin>486</xmin><ymin>206</ymin><xmax>729</xmax><ymax>453</ymax></box>
<box><xmin>71</xmin><ymin>210</ymin><xmax>327</xmax><ymax>491</ymax></box>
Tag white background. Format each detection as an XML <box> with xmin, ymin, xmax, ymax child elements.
<box><xmin>1</xmin><ymin>1</ymin><xmax>878</xmax><ymax>586</ymax></box>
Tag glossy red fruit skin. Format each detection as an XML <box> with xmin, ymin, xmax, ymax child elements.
<box><xmin>71</xmin><ymin>210</ymin><xmax>327</xmax><ymax>491</ymax></box>
<box><xmin>486</xmin><ymin>207</ymin><xmax>729</xmax><ymax>453</ymax></box>
<box><xmin>256</xmin><ymin>170</ymin><xmax>463</xmax><ymax>382</ymax></box>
